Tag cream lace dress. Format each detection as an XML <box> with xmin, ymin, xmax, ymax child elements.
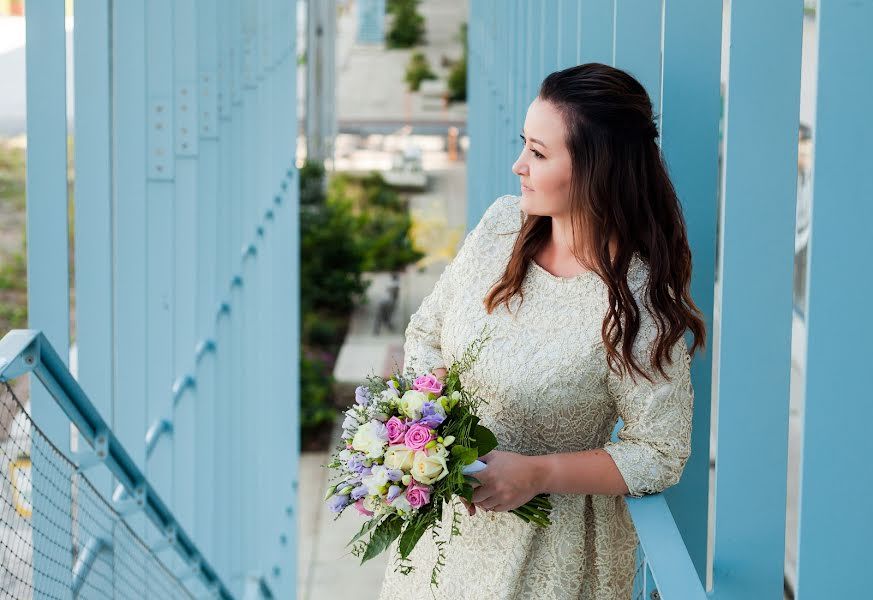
<box><xmin>377</xmin><ymin>194</ymin><xmax>694</xmax><ymax>600</ymax></box>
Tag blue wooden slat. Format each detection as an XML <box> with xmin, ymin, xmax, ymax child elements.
<box><xmin>613</xmin><ymin>0</ymin><xmax>663</xmax><ymax>121</ymax></box>
<box><xmin>171</xmin><ymin>0</ymin><xmax>199</xmax><ymax>548</ymax></box>
<box><xmin>579</xmin><ymin>0</ymin><xmax>614</xmax><ymax>65</ymax></box>
<box><xmin>539</xmin><ymin>0</ymin><xmax>558</xmax><ymax>76</ymax></box>
<box><xmin>23</xmin><ymin>2</ymin><xmax>74</xmax><ymax>596</ymax></box>
<box><xmin>195</xmin><ymin>0</ymin><xmax>220</xmax><ymax>567</ymax></box>
<box><xmin>556</xmin><ymin>0</ymin><xmax>580</xmax><ymax>70</ymax></box>
<box><xmin>795</xmin><ymin>1</ymin><xmax>873</xmax><ymax>597</ymax></box>
<box><xmin>660</xmin><ymin>0</ymin><xmax>722</xmax><ymax>583</ymax></box>
<box><xmin>145</xmin><ymin>0</ymin><xmax>179</xmax><ymax>583</ymax></box>
<box><xmin>711</xmin><ymin>1</ymin><xmax>803</xmax><ymax>598</ymax></box>
<box><xmin>73</xmin><ymin>0</ymin><xmax>114</xmax><ymax>501</ymax></box>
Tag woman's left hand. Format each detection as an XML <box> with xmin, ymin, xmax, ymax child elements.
<box><xmin>470</xmin><ymin>450</ymin><xmax>543</xmax><ymax>513</ymax></box>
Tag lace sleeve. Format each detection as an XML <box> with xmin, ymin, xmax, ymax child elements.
<box><xmin>602</xmin><ymin>304</ymin><xmax>695</xmax><ymax>498</ymax></box>
<box><xmin>402</xmin><ymin>195</ymin><xmax>515</xmax><ymax>375</ymax></box>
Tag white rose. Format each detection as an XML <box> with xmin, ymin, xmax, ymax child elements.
<box><xmin>351</xmin><ymin>421</ymin><xmax>389</xmax><ymax>459</ymax></box>
<box><xmin>398</xmin><ymin>390</ymin><xmax>429</xmax><ymax>420</ymax></box>
<box><xmin>429</xmin><ymin>443</ymin><xmax>449</xmax><ymax>459</ymax></box>
<box><xmin>364</xmin><ymin>494</ymin><xmax>383</xmax><ymax>514</ymax></box>
<box><xmin>411</xmin><ymin>450</ymin><xmax>449</xmax><ymax>485</ymax></box>
<box><xmin>383</xmin><ymin>445</ymin><xmax>416</xmax><ymax>472</ymax></box>
<box><xmin>391</xmin><ymin>491</ymin><xmax>411</xmax><ymax>513</ymax></box>
<box><xmin>362</xmin><ymin>465</ymin><xmax>390</xmax><ymax>496</ymax></box>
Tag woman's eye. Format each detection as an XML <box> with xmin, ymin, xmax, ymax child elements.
<box><xmin>519</xmin><ymin>134</ymin><xmax>544</xmax><ymax>159</ymax></box>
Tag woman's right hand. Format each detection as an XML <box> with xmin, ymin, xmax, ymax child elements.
<box><xmin>460</xmin><ymin>497</ymin><xmax>476</xmax><ymax>516</ymax></box>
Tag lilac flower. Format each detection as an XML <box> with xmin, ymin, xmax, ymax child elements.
<box><xmin>385</xmin><ymin>468</ymin><xmax>404</xmax><ymax>482</ymax></box>
<box><xmin>327</xmin><ymin>494</ymin><xmax>351</xmax><ymax>513</ymax></box>
<box><xmin>351</xmin><ymin>485</ymin><xmax>369</xmax><ymax>501</ymax></box>
<box><xmin>355</xmin><ymin>385</ymin><xmax>371</xmax><ymax>407</ymax></box>
<box><xmin>347</xmin><ymin>453</ymin><xmax>367</xmax><ymax>473</ymax></box>
<box><xmin>386</xmin><ymin>485</ymin><xmax>403</xmax><ymax>502</ymax></box>
<box><xmin>417</xmin><ymin>401</ymin><xmax>446</xmax><ymax>429</ymax></box>
<box><xmin>359</xmin><ymin>466</ymin><xmax>373</xmax><ymax>478</ymax></box>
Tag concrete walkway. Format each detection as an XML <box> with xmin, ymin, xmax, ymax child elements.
<box><xmin>298</xmin><ymin>162</ymin><xmax>467</xmax><ymax>600</ymax></box>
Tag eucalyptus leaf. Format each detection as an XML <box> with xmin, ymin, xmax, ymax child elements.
<box><xmin>361</xmin><ymin>517</ymin><xmax>402</xmax><ymax>564</ymax></box>
<box><xmin>347</xmin><ymin>516</ymin><xmax>383</xmax><ymax>548</ymax></box>
<box><xmin>474</xmin><ymin>424</ymin><xmax>498</xmax><ymax>456</ymax></box>
<box><xmin>398</xmin><ymin>517</ymin><xmax>430</xmax><ymax>559</ymax></box>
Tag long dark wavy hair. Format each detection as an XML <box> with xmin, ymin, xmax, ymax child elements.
<box><xmin>483</xmin><ymin>63</ymin><xmax>706</xmax><ymax>383</ymax></box>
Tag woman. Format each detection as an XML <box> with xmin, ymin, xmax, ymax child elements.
<box><xmin>377</xmin><ymin>63</ymin><xmax>706</xmax><ymax>600</ymax></box>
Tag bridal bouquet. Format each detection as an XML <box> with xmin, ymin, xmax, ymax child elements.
<box><xmin>323</xmin><ymin>332</ymin><xmax>553</xmax><ymax>585</ymax></box>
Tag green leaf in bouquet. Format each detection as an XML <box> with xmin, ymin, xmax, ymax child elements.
<box><xmin>450</xmin><ymin>444</ymin><xmax>478</xmax><ymax>465</ymax></box>
<box><xmin>459</xmin><ymin>482</ymin><xmax>475</xmax><ymax>502</ymax></box>
<box><xmin>473</xmin><ymin>424</ymin><xmax>498</xmax><ymax>456</ymax></box>
<box><xmin>347</xmin><ymin>516</ymin><xmax>383</xmax><ymax>548</ymax></box>
<box><xmin>398</xmin><ymin>515</ymin><xmax>431</xmax><ymax>559</ymax></box>
<box><xmin>361</xmin><ymin>517</ymin><xmax>402</xmax><ymax>564</ymax></box>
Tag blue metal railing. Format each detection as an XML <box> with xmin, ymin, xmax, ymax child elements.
<box><xmin>0</xmin><ymin>329</ymin><xmax>237</xmax><ymax>599</ymax></box>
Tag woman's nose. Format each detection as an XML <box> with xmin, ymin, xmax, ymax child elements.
<box><xmin>512</xmin><ymin>154</ymin><xmax>528</xmax><ymax>176</ymax></box>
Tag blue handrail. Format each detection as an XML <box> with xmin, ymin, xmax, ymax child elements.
<box><xmin>626</xmin><ymin>494</ymin><xmax>708</xmax><ymax>599</ymax></box>
<box><xmin>0</xmin><ymin>329</ymin><xmax>235</xmax><ymax>600</ymax></box>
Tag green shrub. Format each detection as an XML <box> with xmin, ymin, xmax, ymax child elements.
<box><xmin>405</xmin><ymin>51</ymin><xmax>437</xmax><ymax>92</ymax></box>
<box><xmin>300</xmin><ymin>350</ymin><xmax>337</xmax><ymax>430</ymax></box>
<box><xmin>447</xmin><ymin>23</ymin><xmax>467</xmax><ymax>103</ymax></box>
<box><xmin>387</xmin><ymin>0</ymin><xmax>425</xmax><ymax>48</ymax></box>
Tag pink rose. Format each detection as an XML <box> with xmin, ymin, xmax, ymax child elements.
<box><xmin>353</xmin><ymin>498</ymin><xmax>374</xmax><ymax>517</ymax></box>
<box><xmin>413</xmin><ymin>374</ymin><xmax>444</xmax><ymax>395</ymax></box>
<box><xmin>405</xmin><ymin>481</ymin><xmax>432</xmax><ymax>510</ymax></box>
<box><xmin>385</xmin><ymin>416</ymin><xmax>407</xmax><ymax>445</ymax></box>
<box><xmin>404</xmin><ymin>424</ymin><xmax>435</xmax><ymax>451</ymax></box>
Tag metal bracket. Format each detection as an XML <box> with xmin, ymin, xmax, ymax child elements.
<box><xmin>199</xmin><ymin>70</ymin><xmax>218</xmax><ymax>139</ymax></box>
<box><xmin>151</xmin><ymin>525</ymin><xmax>178</xmax><ymax>554</ymax></box>
<box><xmin>176</xmin><ymin>82</ymin><xmax>199</xmax><ymax>156</ymax></box>
<box><xmin>148</xmin><ymin>98</ymin><xmax>174</xmax><ymax>180</ymax></box>
<box><xmin>113</xmin><ymin>483</ymin><xmax>147</xmax><ymax>517</ymax></box>
<box><xmin>172</xmin><ymin>374</ymin><xmax>196</xmax><ymax>406</ymax></box>
<box><xmin>174</xmin><ymin>557</ymin><xmax>202</xmax><ymax>582</ymax></box>
<box><xmin>0</xmin><ymin>330</ymin><xmax>41</xmax><ymax>382</ymax></box>
<box><xmin>73</xmin><ymin>429</ymin><xmax>110</xmax><ymax>472</ymax></box>
<box><xmin>195</xmin><ymin>339</ymin><xmax>217</xmax><ymax>364</ymax></box>
<box><xmin>145</xmin><ymin>417</ymin><xmax>174</xmax><ymax>459</ymax></box>
<box><xmin>241</xmin><ymin>243</ymin><xmax>257</xmax><ymax>260</ymax></box>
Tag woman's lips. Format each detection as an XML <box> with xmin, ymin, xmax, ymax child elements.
<box><xmin>521</xmin><ymin>183</ymin><xmax>534</xmax><ymax>192</ymax></box>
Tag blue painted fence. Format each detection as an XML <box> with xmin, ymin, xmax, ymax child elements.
<box><xmin>467</xmin><ymin>0</ymin><xmax>869</xmax><ymax>598</ymax></box>
<box><xmin>1</xmin><ymin>0</ymin><xmax>300</xmax><ymax>598</ymax></box>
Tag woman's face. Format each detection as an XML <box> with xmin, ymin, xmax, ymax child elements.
<box><xmin>512</xmin><ymin>97</ymin><xmax>573</xmax><ymax>217</ymax></box>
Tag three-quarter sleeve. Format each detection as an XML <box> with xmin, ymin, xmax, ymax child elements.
<box><xmin>602</xmin><ymin>305</ymin><xmax>695</xmax><ymax>498</ymax></box>
<box><xmin>402</xmin><ymin>195</ymin><xmax>513</xmax><ymax>375</ymax></box>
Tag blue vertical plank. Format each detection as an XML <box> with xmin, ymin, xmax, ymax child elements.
<box><xmin>195</xmin><ymin>0</ymin><xmax>220</xmax><ymax>566</ymax></box>
<box><xmin>228</xmin><ymin>0</ymin><xmax>246</xmax><ymax>591</ymax></box>
<box><xmin>112</xmin><ymin>5</ymin><xmax>150</xmax><ymax>598</ymax></box>
<box><xmin>23</xmin><ymin>3</ymin><xmax>74</xmax><ymax>598</ymax></box>
<box><xmin>795</xmin><ymin>2</ymin><xmax>873</xmax><ymax>597</ymax></box>
<box><xmin>660</xmin><ymin>0</ymin><xmax>722</xmax><ymax>583</ymax></box>
<box><xmin>214</xmin><ymin>0</ymin><xmax>234</xmax><ymax>583</ymax></box>
<box><xmin>73</xmin><ymin>0</ymin><xmax>114</xmax><ymax>500</ymax></box>
<box><xmin>145</xmin><ymin>0</ymin><xmax>178</xmax><ymax>583</ymax></box>
<box><xmin>541</xmin><ymin>0</ymin><xmax>560</xmax><ymax>76</ymax></box>
<box><xmin>613</xmin><ymin>0</ymin><xmax>663</xmax><ymax>119</ymax></box>
<box><xmin>711</xmin><ymin>1</ymin><xmax>803</xmax><ymax>598</ymax></box>
<box><xmin>172</xmin><ymin>0</ymin><xmax>199</xmax><ymax>546</ymax></box>
<box><xmin>557</xmin><ymin>0</ymin><xmax>580</xmax><ymax>69</ymax></box>
<box><xmin>579</xmin><ymin>0</ymin><xmax>614</xmax><ymax>65</ymax></box>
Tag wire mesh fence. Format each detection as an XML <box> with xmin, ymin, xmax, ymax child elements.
<box><xmin>0</xmin><ymin>381</ymin><xmax>195</xmax><ymax>599</ymax></box>
<box><xmin>632</xmin><ymin>541</ymin><xmax>660</xmax><ymax>600</ymax></box>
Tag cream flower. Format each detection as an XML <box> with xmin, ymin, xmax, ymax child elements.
<box><xmin>411</xmin><ymin>450</ymin><xmax>449</xmax><ymax>484</ymax></box>
<box><xmin>383</xmin><ymin>444</ymin><xmax>416</xmax><ymax>472</ymax></box>
<box><xmin>398</xmin><ymin>390</ymin><xmax>430</xmax><ymax>420</ymax></box>
<box><xmin>351</xmin><ymin>421</ymin><xmax>389</xmax><ymax>459</ymax></box>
